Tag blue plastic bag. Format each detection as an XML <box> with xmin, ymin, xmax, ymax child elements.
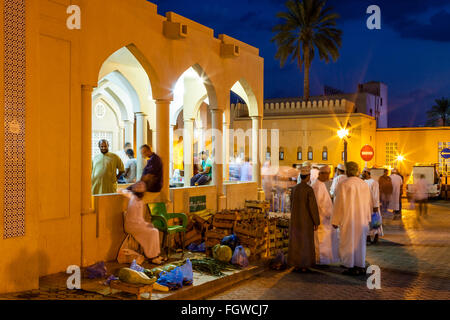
<box><xmin>231</xmin><ymin>245</ymin><xmax>249</xmax><ymax>268</ymax></box>
<box><xmin>370</xmin><ymin>211</ymin><xmax>382</xmax><ymax>229</ymax></box>
<box><xmin>186</xmin><ymin>242</ymin><xmax>206</xmax><ymax>252</ymax></box>
<box><xmin>221</xmin><ymin>234</ymin><xmax>239</xmax><ymax>251</ymax></box>
<box><xmin>178</xmin><ymin>259</ymin><xmax>194</xmax><ymax>286</ymax></box>
<box><xmin>157</xmin><ymin>267</ymin><xmax>184</xmax><ymax>290</ymax></box>
<box><xmin>86</xmin><ymin>261</ymin><xmax>107</xmax><ymax>279</ymax></box>
<box><xmin>130</xmin><ymin>259</ymin><xmax>145</xmax><ymax>272</ymax></box>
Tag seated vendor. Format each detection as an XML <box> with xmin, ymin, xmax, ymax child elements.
<box><xmin>190</xmin><ymin>151</ymin><xmax>212</xmax><ymax>186</ymax></box>
<box><xmin>119</xmin><ymin>182</ymin><xmax>165</xmax><ymax>265</ymax></box>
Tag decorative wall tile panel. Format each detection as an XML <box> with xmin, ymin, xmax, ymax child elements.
<box><xmin>3</xmin><ymin>0</ymin><xmax>26</xmax><ymax>238</ymax></box>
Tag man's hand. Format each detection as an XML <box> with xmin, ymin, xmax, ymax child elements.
<box><xmin>332</xmin><ymin>225</ymin><xmax>339</xmax><ymax>229</ymax></box>
<box><xmin>373</xmin><ymin>207</ymin><xmax>379</xmax><ymax>212</ymax></box>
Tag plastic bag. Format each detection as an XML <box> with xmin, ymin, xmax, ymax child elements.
<box><xmin>221</xmin><ymin>234</ymin><xmax>239</xmax><ymax>251</ymax></box>
<box><xmin>130</xmin><ymin>259</ymin><xmax>145</xmax><ymax>272</ymax></box>
<box><xmin>269</xmin><ymin>250</ymin><xmax>287</xmax><ymax>271</ymax></box>
<box><xmin>370</xmin><ymin>211</ymin><xmax>382</xmax><ymax>229</ymax></box>
<box><xmin>156</xmin><ymin>267</ymin><xmax>184</xmax><ymax>290</ymax></box>
<box><xmin>231</xmin><ymin>245</ymin><xmax>249</xmax><ymax>268</ymax></box>
<box><xmin>86</xmin><ymin>261</ymin><xmax>107</xmax><ymax>279</ymax></box>
<box><xmin>178</xmin><ymin>259</ymin><xmax>194</xmax><ymax>286</ymax></box>
<box><xmin>186</xmin><ymin>242</ymin><xmax>206</xmax><ymax>252</ymax></box>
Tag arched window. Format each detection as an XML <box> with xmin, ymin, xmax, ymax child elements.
<box><xmin>297</xmin><ymin>147</ymin><xmax>302</xmax><ymax>160</ymax></box>
<box><xmin>322</xmin><ymin>146</ymin><xmax>328</xmax><ymax>161</ymax></box>
<box><xmin>279</xmin><ymin>147</ymin><xmax>285</xmax><ymax>160</ymax></box>
<box><xmin>308</xmin><ymin>147</ymin><xmax>313</xmax><ymax>160</ymax></box>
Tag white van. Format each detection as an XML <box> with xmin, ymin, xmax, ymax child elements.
<box><xmin>406</xmin><ymin>164</ymin><xmax>441</xmax><ymax>199</ymax></box>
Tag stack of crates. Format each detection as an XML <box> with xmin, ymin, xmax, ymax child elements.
<box><xmin>276</xmin><ymin>217</ymin><xmax>290</xmax><ymax>255</ymax></box>
<box><xmin>205</xmin><ymin>210</ymin><xmax>238</xmax><ymax>253</ymax></box>
<box><xmin>234</xmin><ymin>208</ymin><xmax>267</xmax><ymax>260</ymax></box>
<box><xmin>265</xmin><ymin>218</ymin><xmax>278</xmax><ymax>258</ymax></box>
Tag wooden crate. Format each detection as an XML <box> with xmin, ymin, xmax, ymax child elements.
<box><xmin>212</xmin><ymin>219</ymin><xmax>234</xmax><ymax>229</ymax></box>
<box><xmin>109</xmin><ymin>280</ymin><xmax>153</xmax><ymax>300</ymax></box>
<box><xmin>205</xmin><ymin>229</ymin><xmax>228</xmax><ymax>240</ymax></box>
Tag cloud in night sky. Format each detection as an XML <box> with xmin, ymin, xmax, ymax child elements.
<box><xmin>149</xmin><ymin>0</ymin><xmax>450</xmax><ymax>127</ymax></box>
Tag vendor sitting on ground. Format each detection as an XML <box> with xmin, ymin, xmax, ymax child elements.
<box><xmin>190</xmin><ymin>151</ymin><xmax>212</xmax><ymax>186</ymax></box>
<box><xmin>119</xmin><ymin>181</ymin><xmax>165</xmax><ymax>265</ymax></box>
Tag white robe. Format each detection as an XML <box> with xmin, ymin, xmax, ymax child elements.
<box><xmin>121</xmin><ymin>191</ymin><xmax>161</xmax><ymax>259</ymax></box>
<box><xmin>312</xmin><ymin>180</ymin><xmax>339</xmax><ymax>265</ymax></box>
<box><xmin>331</xmin><ymin>177</ymin><xmax>372</xmax><ymax>268</ymax></box>
<box><xmin>115</xmin><ymin>150</ymin><xmax>129</xmax><ymax>170</ymax></box>
<box><xmin>365</xmin><ymin>178</ymin><xmax>384</xmax><ymax>237</ymax></box>
<box><xmin>310</xmin><ymin>168</ymin><xmax>320</xmax><ymax>186</ymax></box>
<box><xmin>330</xmin><ymin>174</ymin><xmax>347</xmax><ymax>199</ymax></box>
<box><xmin>388</xmin><ymin>174</ymin><xmax>403</xmax><ymax>211</ymax></box>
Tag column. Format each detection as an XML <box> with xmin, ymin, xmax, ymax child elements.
<box><xmin>199</xmin><ymin>123</ymin><xmax>206</xmax><ymax>153</ymax></box>
<box><xmin>252</xmin><ymin>116</ymin><xmax>264</xmax><ymax>200</ymax></box>
<box><xmin>135</xmin><ymin>112</ymin><xmax>148</xmax><ymax>179</ymax></box>
<box><xmin>81</xmin><ymin>85</ymin><xmax>94</xmax><ymax>214</ymax></box>
<box><xmin>169</xmin><ymin>124</ymin><xmax>175</xmax><ymax>179</ymax></box>
<box><xmin>183</xmin><ymin>119</ymin><xmax>195</xmax><ymax>187</ymax></box>
<box><xmin>223</xmin><ymin>122</ymin><xmax>230</xmax><ymax>181</ymax></box>
<box><xmin>118</xmin><ymin>125</ymin><xmax>125</xmax><ymax>151</ymax></box>
<box><xmin>155</xmin><ymin>99</ymin><xmax>171</xmax><ymax>202</ymax></box>
<box><xmin>124</xmin><ymin>120</ymin><xmax>134</xmax><ymax>147</ymax></box>
<box><xmin>211</xmin><ymin>109</ymin><xmax>226</xmax><ymax>210</ymax></box>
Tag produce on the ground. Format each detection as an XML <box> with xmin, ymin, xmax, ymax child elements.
<box><xmin>212</xmin><ymin>244</ymin><xmax>233</xmax><ymax>263</ymax></box>
<box><xmin>189</xmin><ymin>257</ymin><xmax>240</xmax><ymax>277</ymax></box>
<box><xmin>153</xmin><ymin>282</ymin><xmax>170</xmax><ymax>292</ymax></box>
<box><xmin>118</xmin><ymin>267</ymin><xmax>157</xmax><ymax>285</ymax></box>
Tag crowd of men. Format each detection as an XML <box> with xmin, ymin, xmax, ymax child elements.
<box><xmin>91</xmin><ymin>140</ymin><xmax>163</xmax><ymax>195</ymax></box>
<box><xmin>288</xmin><ymin>161</ymin><xmax>404</xmax><ymax>276</ymax></box>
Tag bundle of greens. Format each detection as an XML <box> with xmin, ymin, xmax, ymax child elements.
<box><xmin>189</xmin><ymin>258</ymin><xmax>240</xmax><ymax>277</ymax></box>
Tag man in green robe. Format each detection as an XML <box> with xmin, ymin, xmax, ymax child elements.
<box><xmin>288</xmin><ymin>167</ymin><xmax>320</xmax><ymax>272</ymax></box>
<box><xmin>92</xmin><ymin>140</ymin><xmax>125</xmax><ymax>195</ymax></box>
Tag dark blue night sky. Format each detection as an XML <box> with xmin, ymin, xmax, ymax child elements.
<box><xmin>151</xmin><ymin>0</ymin><xmax>450</xmax><ymax>127</ymax></box>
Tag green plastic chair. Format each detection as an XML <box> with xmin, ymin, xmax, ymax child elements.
<box><xmin>147</xmin><ymin>202</ymin><xmax>188</xmax><ymax>258</ymax></box>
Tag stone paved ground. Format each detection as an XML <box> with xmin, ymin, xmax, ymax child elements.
<box><xmin>209</xmin><ymin>200</ymin><xmax>450</xmax><ymax>300</ymax></box>
<box><xmin>1</xmin><ymin>200</ymin><xmax>449</xmax><ymax>300</ymax></box>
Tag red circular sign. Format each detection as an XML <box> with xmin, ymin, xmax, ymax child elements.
<box><xmin>360</xmin><ymin>145</ymin><xmax>374</xmax><ymax>161</ymax></box>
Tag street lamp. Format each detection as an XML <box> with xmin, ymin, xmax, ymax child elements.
<box><xmin>395</xmin><ymin>154</ymin><xmax>405</xmax><ymax>169</ymax></box>
<box><xmin>338</xmin><ymin>122</ymin><xmax>352</xmax><ymax>165</ymax></box>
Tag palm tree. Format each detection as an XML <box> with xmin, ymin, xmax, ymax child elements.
<box><xmin>426</xmin><ymin>97</ymin><xmax>450</xmax><ymax>127</ymax></box>
<box><xmin>272</xmin><ymin>0</ymin><xmax>342</xmax><ymax>100</ymax></box>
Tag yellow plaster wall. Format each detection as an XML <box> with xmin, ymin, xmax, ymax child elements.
<box><xmin>233</xmin><ymin>114</ymin><xmax>377</xmax><ymax>170</ymax></box>
<box><xmin>0</xmin><ymin>0</ymin><xmax>40</xmax><ymax>294</ymax></box>
<box><xmin>375</xmin><ymin>127</ymin><xmax>450</xmax><ymax>176</ymax></box>
<box><xmin>0</xmin><ymin>0</ymin><xmax>264</xmax><ymax>293</ymax></box>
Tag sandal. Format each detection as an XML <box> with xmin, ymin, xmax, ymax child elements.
<box><xmin>151</xmin><ymin>256</ymin><xmax>164</xmax><ymax>265</ymax></box>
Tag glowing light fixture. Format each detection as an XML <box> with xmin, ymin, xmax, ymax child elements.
<box><xmin>337</xmin><ymin>128</ymin><xmax>350</xmax><ymax>139</ymax></box>
<box><xmin>396</xmin><ymin>155</ymin><xmax>405</xmax><ymax>162</ymax></box>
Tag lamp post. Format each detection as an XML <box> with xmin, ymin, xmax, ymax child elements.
<box><xmin>337</xmin><ymin>122</ymin><xmax>352</xmax><ymax>166</ymax></box>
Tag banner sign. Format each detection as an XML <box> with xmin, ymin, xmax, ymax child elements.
<box><xmin>189</xmin><ymin>195</ymin><xmax>207</xmax><ymax>212</ymax></box>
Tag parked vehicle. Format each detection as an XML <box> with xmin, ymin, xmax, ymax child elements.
<box><xmin>406</xmin><ymin>164</ymin><xmax>442</xmax><ymax>199</ymax></box>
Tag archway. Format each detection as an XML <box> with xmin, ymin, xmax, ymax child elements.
<box><xmin>94</xmin><ymin>45</ymin><xmax>156</xmax><ymax>183</ymax></box>
<box><xmin>169</xmin><ymin>65</ymin><xmax>218</xmax><ymax>187</ymax></box>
